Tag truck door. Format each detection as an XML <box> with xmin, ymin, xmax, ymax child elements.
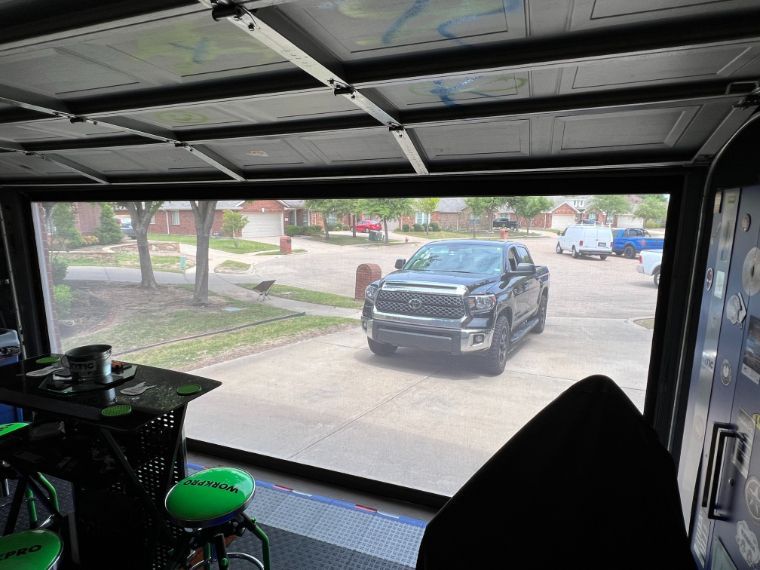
<box><xmin>507</xmin><ymin>247</ymin><xmax>527</xmax><ymax>323</ymax></box>
<box><xmin>516</xmin><ymin>245</ymin><xmax>541</xmax><ymax>316</ymax></box>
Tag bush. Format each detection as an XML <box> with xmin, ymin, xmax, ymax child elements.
<box><xmin>429</xmin><ymin>222</ymin><xmax>440</xmax><ymax>232</ymax></box>
<box><xmin>413</xmin><ymin>223</ymin><xmax>423</xmax><ymax>232</ymax></box>
<box><xmin>327</xmin><ymin>222</ymin><xmax>345</xmax><ymax>231</ymax></box>
<box><xmin>94</xmin><ymin>204</ymin><xmax>123</xmax><ymax>245</ymax></box>
<box><xmin>51</xmin><ymin>257</ymin><xmax>68</xmax><ymax>284</ymax></box>
<box><xmin>305</xmin><ymin>225</ymin><xmax>323</xmax><ymax>236</ymax></box>
<box><xmin>54</xmin><ymin>284</ymin><xmax>73</xmax><ymax>317</ymax></box>
<box><xmin>285</xmin><ymin>225</ymin><xmax>304</xmax><ymax>236</ymax></box>
<box><xmin>402</xmin><ymin>224</ymin><xmax>410</xmax><ymax>232</ymax></box>
<box><xmin>81</xmin><ymin>235</ymin><xmax>100</xmax><ymax>246</ymax></box>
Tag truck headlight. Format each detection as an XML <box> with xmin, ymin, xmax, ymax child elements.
<box><xmin>365</xmin><ymin>283</ymin><xmax>380</xmax><ymax>303</ymax></box>
<box><xmin>465</xmin><ymin>294</ymin><xmax>496</xmax><ymax>313</ymax></box>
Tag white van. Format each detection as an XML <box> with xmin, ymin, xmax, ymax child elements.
<box><xmin>556</xmin><ymin>224</ymin><xmax>613</xmax><ymax>260</ymax></box>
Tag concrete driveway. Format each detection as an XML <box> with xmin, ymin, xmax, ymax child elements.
<box><xmin>185</xmin><ymin>234</ymin><xmax>658</xmax><ymax>496</ymax></box>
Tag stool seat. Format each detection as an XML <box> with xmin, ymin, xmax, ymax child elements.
<box><xmin>0</xmin><ymin>423</ymin><xmax>28</xmax><ymax>439</ymax></box>
<box><xmin>166</xmin><ymin>467</ymin><xmax>255</xmax><ymax>528</ymax></box>
<box><xmin>0</xmin><ymin>529</ymin><xmax>62</xmax><ymax>569</ymax></box>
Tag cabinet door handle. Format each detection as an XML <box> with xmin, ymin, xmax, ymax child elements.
<box><xmin>702</xmin><ymin>422</ymin><xmax>739</xmax><ymax>520</ymax></box>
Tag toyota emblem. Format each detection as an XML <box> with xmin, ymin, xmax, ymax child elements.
<box><xmin>408</xmin><ymin>298</ymin><xmax>422</xmax><ymax>310</ymax></box>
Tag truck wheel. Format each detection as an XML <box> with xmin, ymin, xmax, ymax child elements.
<box><xmin>533</xmin><ymin>294</ymin><xmax>548</xmax><ymax>334</ymax></box>
<box><xmin>555</xmin><ymin>243</ymin><xmax>563</xmax><ymax>254</ymax></box>
<box><xmin>599</xmin><ymin>255</ymin><xmax>607</xmax><ymax>261</ymax></box>
<box><xmin>624</xmin><ymin>245</ymin><xmax>635</xmax><ymax>259</ymax></box>
<box><xmin>367</xmin><ymin>338</ymin><xmax>397</xmax><ymax>356</ymax></box>
<box><xmin>483</xmin><ymin>314</ymin><xmax>511</xmax><ymax>375</ymax></box>
<box><xmin>653</xmin><ymin>268</ymin><xmax>661</xmax><ymax>287</ymax></box>
<box><xmin>572</xmin><ymin>247</ymin><xmax>580</xmax><ymax>259</ymax></box>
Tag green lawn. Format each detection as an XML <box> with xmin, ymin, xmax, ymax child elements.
<box><xmin>63</xmin><ymin>300</ymin><xmax>291</xmax><ymax>355</ymax></box>
<box><xmin>148</xmin><ymin>233</ymin><xmax>278</xmax><ymax>254</ymax></box>
<box><xmin>402</xmin><ymin>230</ymin><xmax>544</xmax><ymax>239</ymax></box>
<box><xmin>123</xmin><ymin>316</ymin><xmax>354</xmax><ymax>370</ymax></box>
<box><xmin>256</xmin><ymin>249</ymin><xmax>306</xmax><ymax>255</ymax></box>
<box><xmin>307</xmin><ymin>235</ymin><xmax>400</xmax><ymax>246</ymax></box>
<box><xmin>62</xmin><ymin>253</ymin><xmax>191</xmax><ymax>272</ymax></box>
<box><xmin>243</xmin><ymin>283</ymin><xmax>363</xmax><ymax>309</ymax></box>
<box><xmin>215</xmin><ymin>260</ymin><xmax>251</xmax><ymax>272</ymax></box>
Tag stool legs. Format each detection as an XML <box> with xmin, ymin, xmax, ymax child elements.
<box><xmin>244</xmin><ymin>516</ymin><xmax>270</xmax><ymax>570</ymax></box>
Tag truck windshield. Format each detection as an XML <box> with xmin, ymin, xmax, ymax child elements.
<box><xmin>405</xmin><ymin>243</ymin><xmax>503</xmax><ymax>274</ymax></box>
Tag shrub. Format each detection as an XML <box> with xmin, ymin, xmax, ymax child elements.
<box><xmin>327</xmin><ymin>222</ymin><xmax>345</xmax><ymax>231</ymax></box>
<box><xmin>402</xmin><ymin>224</ymin><xmax>410</xmax><ymax>232</ymax></box>
<box><xmin>429</xmin><ymin>222</ymin><xmax>440</xmax><ymax>232</ymax></box>
<box><xmin>81</xmin><ymin>235</ymin><xmax>100</xmax><ymax>246</ymax></box>
<box><xmin>285</xmin><ymin>225</ymin><xmax>304</xmax><ymax>236</ymax></box>
<box><xmin>51</xmin><ymin>257</ymin><xmax>68</xmax><ymax>284</ymax></box>
<box><xmin>413</xmin><ymin>223</ymin><xmax>423</xmax><ymax>232</ymax></box>
<box><xmin>94</xmin><ymin>204</ymin><xmax>123</xmax><ymax>245</ymax></box>
<box><xmin>54</xmin><ymin>284</ymin><xmax>73</xmax><ymax>317</ymax></box>
<box><xmin>305</xmin><ymin>225</ymin><xmax>323</xmax><ymax>235</ymax></box>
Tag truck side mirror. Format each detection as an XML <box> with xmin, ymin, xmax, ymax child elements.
<box><xmin>395</xmin><ymin>258</ymin><xmax>406</xmax><ymax>269</ymax></box>
<box><xmin>515</xmin><ymin>262</ymin><xmax>535</xmax><ymax>275</ymax></box>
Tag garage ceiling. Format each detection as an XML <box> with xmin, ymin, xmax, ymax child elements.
<box><xmin>0</xmin><ymin>0</ymin><xmax>759</xmax><ymax>186</ymax></box>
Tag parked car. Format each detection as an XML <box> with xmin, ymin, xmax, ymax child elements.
<box><xmin>356</xmin><ymin>219</ymin><xmax>382</xmax><ymax>233</ymax></box>
<box><xmin>492</xmin><ymin>218</ymin><xmax>519</xmax><ymax>230</ymax></box>
<box><xmin>362</xmin><ymin>240</ymin><xmax>549</xmax><ymax>375</ymax></box>
<box><xmin>637</xmin><ymin>249</ymin><xmax>663</xmax><ymax>286</ymax></box>
<box><xmin>555</xmin><ymin>225</ymin><xmax>613</xmax><ymax>260</ymax></box>
<box><xmin>612</xmin><ymin>228</ymin><xmax>664</xmax><ymax>258</ymax></box>
<box><xmin>120</xmin><ymin>219</ymin><xmax>136</xmax><ymax>239</ymax></box>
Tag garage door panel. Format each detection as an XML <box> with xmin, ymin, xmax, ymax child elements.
<box><xmin>242</xmin><ymin>213</ymin><xmax>282</xmax><ymax>238</ymax></box>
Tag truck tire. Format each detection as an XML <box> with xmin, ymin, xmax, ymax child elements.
<box><xmin>572</xmin><ymin>246</ymin><xmax>580</xmax><ymax>259</ymax></box>
<box><xmin>653</xmin><ymin>268</ymin><xmax>661</xmax><ymax>287</ymax></box>
<box><xmin>599</xmin><ymin>255</ymin><xmax>607</xmax><ymax>260</ymax></box>
<box><xmin>367</xmin><ymin>338</ymin><xmax>397</xmax><ymax>356</ymax></box>
<box><xmin>624</xmin><ymin>245</ymin><xmax>636</xmax><ymax>259</ymax></box>
<box><xmin>555</xmin><ymin>243</ymin><xmax>563</xmax><ymax>254</ymax></box>
<box><xmin>483</xmin><ymin>314</ymin><xmax>511</xmax><ymax>375</ymax></box>
<box><xmin>532</xmin><ymin>293</ymin><xmax>548</xmax><ymax>334</ymax></box>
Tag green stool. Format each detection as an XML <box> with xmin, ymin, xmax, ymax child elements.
<box><xmin>165</xmin><ymin>467</ymin><xmax>271</xmax><ymax>570</ymax></box>
<box><xmin>0</xmin><ymin>529</ymin><xmax>62</xmax><ymax>569</ymax></box>
<box><xmin>0</xmin><ymin>423</ymin><xmax>60</xmax><ymax>534</ymax></box>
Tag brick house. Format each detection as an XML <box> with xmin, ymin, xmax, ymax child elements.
<box><xmin>400</xmin><ymin>198</ymin><xmax>496</xmax><ymax>231</ymax></box>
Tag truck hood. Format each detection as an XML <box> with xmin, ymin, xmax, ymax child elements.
<box><xmin>382</xmin><ymin>270</ymin><xmax>497</xmax><ymax>291</ymax></box>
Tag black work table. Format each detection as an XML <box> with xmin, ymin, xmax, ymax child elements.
<box><xmin>0</xmin><ymin>356</ymin><xmax>221</xmax><ymax>570</ymax></box>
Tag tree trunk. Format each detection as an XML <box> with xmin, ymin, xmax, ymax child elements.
<box><xmin>352</xmin><ymin>214</ymin><xmax>357</xmax><ymax>238</ymax></box>
<box><xmin>124</xmin><ymin>202</ymin><xmax>159</xmax><ymax>289</ymax></box>
<box><xmin>383</xmin><ymin>219</ymin><xmax>389</xmax><ymax>244</ymax></box>
<box><xmin>190</xmin><ymin>201</ymin><xmax>217</xmax><ymax>305</ymax></box>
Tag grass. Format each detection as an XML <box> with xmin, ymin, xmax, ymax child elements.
<box><xmin>633</xmin><ymin>317</ymin><xmax>655</xmax><ymax>330</ymax></box>
<box><xmin>306</xmin><ymin>235</ymin><xmax>371</xmax><ymax>246</ymax></box>
<box><xmin>215</xmin><ymin>260</ymin><xmax>251</xmax><ymax>272</ymax></box>
<box><xmin>62</xmin><ymin>253</ymin><xmax>192</xmax><ymax>272</ymax></box>
<box><xmin>242</xmin><ymin>283</ymin><xmax>363</xmax><ymax>309</ymax></box>
<box><xmin>403</xmin><ymin>230</ymin><xmax>544</xmax><ymax>239</ymax></box>
<box><xmin>63</xmin><ymin>300</ymin><xmax>291</xmax><ymax>355</ymax></box>
<box><xmin>256</xmin><ymin>249</ymin><xmax>306</xmax><ymax>255</ymax></box>
<box><xmin>122</xmin><ymin>316</ymin><xmax>354</xmax><ymax>370</ymax></box>
<box><xmin>148</xmin><ymin>233</ymin><xmax>278</xmax><ymax>254</ymax></box>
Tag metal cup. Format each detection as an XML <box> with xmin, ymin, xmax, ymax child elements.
<box><xmin>62</xmin><ymin>344</ymin><xmax>112</xmax><ymax>383</ymax></box>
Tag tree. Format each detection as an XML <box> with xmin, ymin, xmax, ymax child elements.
<box><xmin>510</xmin><ymin>196</ymin><xmax>553</xmax><ymax>235</ymax></box>
<box><xmin>221</xmin><ymin>210</ymin><xmax>248</xmax><ymax>247</ymax></box>
<box><xmin>416</xmin><ymin>197</ymin><xmax>440</xmax><ymax>234</ymax></box>
<box><xmin>304</xmin><ymin>199</ymin><xmax>345</xmax><ymax>239</ymax></box>
<box><xmin>634</xmin><ymin>195</ymin><xmax>668</xmax><ymax>228</ymax></box>
<box><xmin>190</xmin><ymin>201</ymin><xmax>217</xmax><ymax>305</ymax></box>
<box><xmin>120</xmin><ymin>201</ymin><xmax>163</xmax><ymax>289</ymax></box>
<box><xmin>51</xmin><ymin>204</ymin><xmax>83</xmax><ymax>250</ymax></box>
<box><xmin>361</xmin><ymin>198</ymin><xmax>414</xmax><ymax>243</ymax></box>
<box><xmin>588</xmin><ymin>195</ymin><xmax>630</xmax><ymax>226</ymax></box>
<box><xmin>464</xmin><ymin>197</ymin><xmax>508</xmax><ymax>237</ymax></box>
<box><xmin>95</xmin><ymin>203</ymin><xmax>124</xmax><ymax>245</ymax></box>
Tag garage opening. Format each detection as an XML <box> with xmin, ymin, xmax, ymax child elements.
<box><xmin>34</xmin><ymin>193</ymin><xmax>668</xmax><ymax>497</ymax></box>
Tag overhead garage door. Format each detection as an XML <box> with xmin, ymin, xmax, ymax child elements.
<box><xmin>242</xmin><ymin>213</ymin><xmax>283</xmax><ymax>238</ymax></box>
<box><xmin>551</xmin><ymin>214</ymin><xmax>576</xmax><ymax>231</ymax></box>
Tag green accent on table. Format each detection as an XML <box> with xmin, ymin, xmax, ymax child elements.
<box><xmin>177</xmin><ymin>383</ymin><xmax>201</xmax><ymax>396</ymax></box>
<box><xmin>100</xmin><ymin>404</ymin><xmax>132</xmax><ymax>417</ymax></box>
<box><xmin>0</xmin><ymin>422</ymin><xmax>29</xmax><ymax>438</ymax></box>
<box><xmin>166</xmin><ymin>467</ymin><xmax>255</xmax><ymax>526</ymax></box>
<box><xmin>35</xmin><ymin>356</ymin><xmax>60</xmax><ymax>365</ymax></box>
<box><xmin>0</xmin><ymin>529</ymin><xmax>62</xmax><ymax>569</ymax></box>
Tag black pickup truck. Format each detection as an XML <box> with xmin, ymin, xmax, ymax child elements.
<box><xmin>362</xmin><ymin>240</ymin><xmax>550</xmax><ymax>374</ymax></box>
<box><xmin>493</xmin><ymin>218</ymin><xmax>519</xmax><ymax>230</ymax></box>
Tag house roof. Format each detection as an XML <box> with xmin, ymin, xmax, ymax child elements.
<box><xmin>437</xmin><ymin>198</ymin><xmax>468</xmax><ymax>213</ymax></box>
<box><xmin>159</xmin><ymin>201</ymin><xmax>244</xmax><ymax>211</ymax></box>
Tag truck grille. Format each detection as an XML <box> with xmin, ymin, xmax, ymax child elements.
<box><xmin>375</xmin><ymin>290</ymin><xmax>465</xmax><ymax>319</ymax></box>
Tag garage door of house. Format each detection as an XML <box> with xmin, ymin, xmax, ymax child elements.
<box><xmin>242</xmin><ymin>213</ymin><xmax>283</xmax><ymax>238</ymax></box>
<box><xmin>551</xmin><ymin>214</ymin><xmax>576</xmax><ymax>230</ymax></box>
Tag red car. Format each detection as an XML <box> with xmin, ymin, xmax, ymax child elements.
<box><xmin>356</xmin><ymin>219</ymin><xmax>382</xmax><ymax>233</ymax></box>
